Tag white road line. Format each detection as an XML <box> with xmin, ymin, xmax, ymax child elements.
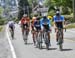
<box><xmin>6</xmin><ymin>25</ymin><xmax>17</xmax><ymax>58</ymax></box>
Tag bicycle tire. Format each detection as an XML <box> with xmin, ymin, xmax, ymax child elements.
<box><xmin>59</xmin><ymin>44</ymin><xmax>62</xmax><ymax>51</ymax></box>
<box><xmin>44</xmin><ymin>32</ymin><xmax>49</xmax><ymax>50</ymax></box>
<box><xmin>11</xmin><ymin>30</ymin><xmax>14</xmax><ymax>39</ymax></box>
<box><xmin>23</xmin><ymin>30</ymin><xmax>28</xmax><ymax>44</ymax></box>
<box><xmin>58</xmin><ymin>29</ymin><xmax>63</xmax><ymax>50</ymax></box>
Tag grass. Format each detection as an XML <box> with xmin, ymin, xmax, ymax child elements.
<box><xmin>66</xmin><ymin>23</ymin><xmax>75</xmax><ymax>29</ymax></box>
<box><xmin>0</xmin><ymin>26</ymin><xmax>3</xmax><ymax>32</ymax></box>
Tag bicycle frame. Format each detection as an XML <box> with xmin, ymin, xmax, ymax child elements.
<box><xmin>35</xmin><ymin>30</ymin><xmax>42</xmax><ymax>49</ymax></box>
<box><xmin>23</xmin><ymin>25</ymin><xmax>29</xmax><ymax>44</ymax></box>
<box><xmin>57</xmin><ymin>28</ymin><xmax>63</xmax><ymax>50</ymax></box>
<box><xmin>10</xmin><ymin>28</ymin><xmax>14</xmax><ymax>39</ymax></box>
<box><xmin>43</xmin><ymin>29</ymin><xmax>50</xmax><ymax>50</ymax></box>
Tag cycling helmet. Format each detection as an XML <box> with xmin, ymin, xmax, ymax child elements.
<box><xmin>36</xmin><ymin>17</ymin><xmax>40</xmax><ymax>20</ymax></box>
<box><xmin>56</xmin><ymin>11</ymin><xmax>60</xmax><ymax>16</ymax></box>
<box><xmin>43</xmin><ymin>16</ymin><xmax>47</xmax><ymax>19</ymax></box>
<box><xmin>23</xmin><ymin>14</ymin><xmax>27</xmax><ymax>17</ymax></box>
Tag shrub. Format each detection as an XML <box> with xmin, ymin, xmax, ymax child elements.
<box><xmin>48</xmin><ymin>10</ymin><xmax>55</xmax><ymax>16</ymax></box>
<box><xmin>64</xmin><ymin>15</ymin><xmax>74</xmax><ymax>23</ymax></box>
<box><xmin>0</xmin><ymin>26</ymin><xmax>3</xmax><ymax>32</ymax></box>
<box><xmin>0</xmin><ymin>19</ymin><xmax>5</xmax><ymax>25</ymax></box>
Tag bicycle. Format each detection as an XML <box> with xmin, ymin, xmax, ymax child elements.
<box><xmin>35</xmin><ymin>30</ymin><xmax>42</xmax><ymax>49</ymax></box>
<box><xmin>23</xmin><ymin>25</ymin><xmax>29</xmax><ymax>44</ymax></box>
<box><xmin>57</xmin><ymin>28</ymin><xmax>63</xmax><ymax>51</ymax></box>
<box><xmin>43</xmin><ymin>29</ymin><xmax>50</xmax><ymax>50</ymax></box>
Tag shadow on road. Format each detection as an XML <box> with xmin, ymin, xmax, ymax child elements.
<box><xmin>40</xmin><ymin>46</ymin><xmax>57</xmax><ymax>50</ymax></box>
<box><xmin>24</xmin><ymin>43</ymin><xmax>33</xmax><ymax>45</ymax></box>
<box><xmin>61</xmin><ymin>49</ymin><xmax>73</xmax><ymax>51</ymax></box>
<box><xmin>48</xmin><ymin>48</ymin><xmax>57</xmax><ymax>50</ymax></box>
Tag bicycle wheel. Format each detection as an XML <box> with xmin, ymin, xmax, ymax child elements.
<box><xmin>11</xmin><ymin>30</ymin><xmax>14</xmax><ymax>39</ymax></box>
<box><xmin>59</xmin><ymin>44</ymin><xmax>62</xmax><ymax>51</ymax></box>
<box><xmin>23</xmin><ymin>30</ymin><xmax>27</xmax><ymax>44</ymax></box>
<box><xmin>46</xmin><ymin>39</ymin><xmax>49</xmax><ymax>50</ymax></box>
<box><xmin>38</xmin><ymin>33</ymin><xmax>42</xmax><ymax>49</ymax></box>
<box><xmin>44</xmin><ymin>32</ymin><xmax>49</xmax><ymax>50</ymax></box>
<box><xmin>58</xmin><ymin>29</ymin><xmax>63</xmax><ymax>50</ymax></box>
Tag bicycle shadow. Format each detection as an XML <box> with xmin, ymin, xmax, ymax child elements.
<box><xmin>24</xmin><ymin>43</ymin><xmax>33</xmax><ymax>45</ymax></box>
<box><xmin>49</xmin><ymin>48</ymin><xmax>57</xmax><ymax>50</ymax></box>
<box><xmin>61</xmin><ymin>48</ymin><xmax>73</xmax><ymax>51</ymax></box>
<box><xmin>41</xmin><ymin>46</ymin><xmax>57</xmax><ymax>50</ymax></box>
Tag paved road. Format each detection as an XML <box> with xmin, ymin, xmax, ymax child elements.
<box><xmin>0</xmin><ymin>26</ymin><xmax>12</xmax><ymax>58</ymax></box>
<box><xmin>6</xmin><ymin>24</ymin><xmax>75</xmax><ymax>58</ymax></box>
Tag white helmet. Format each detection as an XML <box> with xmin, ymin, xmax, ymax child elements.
<box><xmin>56</xmin><ymin>11</ymin><xmax>61</xmax><ymax>14</ymax></box>
<box><xmin>23</xmin><ymin>14</ymin><xmax>27</xmax><ymax>17</ymax></box>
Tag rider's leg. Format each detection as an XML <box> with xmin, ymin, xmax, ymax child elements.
<box><xmin>56</xmin><ymin>29</ymin><xmax>58</xmax><ymax>42</ymax></box>
<box><xmin>22</xmin><ymin>29</ymin><xmax>24</xmax><ymax>35</ymax></box>
<box><xmin>48</xmin><ymin>32</ymin><xmax>51</xmax><ymax>45</ymax></box>
<box><xmin>48</xmin><ymin>32</ymin><xmax>50</xmax><ymax>41</ymax></box>
<box><xmin>32</xmin><ymin>31</ymin><xmax>36</xmax><ymax>44</ymax></box>
<box><xmin>61</xmin><ymin>29</ymin><xmax>63</xmax><ymax>42</ymax></box>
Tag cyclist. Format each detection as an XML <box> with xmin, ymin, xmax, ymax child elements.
<box><xmin>21</xmin><ymin>14</ymin><xmax>30</xmax><ymax>35</ymax></box>
<box><xmin>33</xmin><ymin>17</ymin><xmax>41</xmax><ymax>45</ymax></box>
<box><xmin>8</xmin><ymin>20</ymin><xmax>15</xmax><ymax>38</ymax></box>
<box><xmin>8</xmin><ymin>20</ymin><xmax>15</xmax><ymax>31</ymax></box>
<box><xmin>53</xmin><ymin>10</ymin><xmax>65</xmax><ymax>43</ymax></box>
<box><xmin>31</xmin><ymin>16</ymin><xmax>37</xmax><ymax>45</ymax></box>
<box><xmin>40</xmin><ymin>15</ymin><xmax>51</xmax><ymax>46</ymax></box>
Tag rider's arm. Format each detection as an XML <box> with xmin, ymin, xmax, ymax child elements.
<box><xmin>21</xmin><ymin>18</ymin><xmax>23</xmax><ymax>25</ymax></box>
<box><xmin>40</xmin><ymin>19</ymin><xmax>43</xmax><ymax>29</ymax></box>
<box><xmin>48</xmin><ymin>19</ymin><xmax>51</xmax><ymax>28</ymax></box>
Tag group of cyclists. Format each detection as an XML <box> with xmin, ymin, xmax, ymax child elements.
<box><xmin>8</xmin><ymin>9</ymin><xmax>65</xmax><ymax>50</ymax></box>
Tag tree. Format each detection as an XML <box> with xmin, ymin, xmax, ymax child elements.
<box><xmin>18</xmin><ymin>0</ymin><xmax>30</xmax><ymax>20</ymax></box>
<box><xmin>28</xmin><ymin>0</ymin><xmax>38</xmax><ymax>7</ymax></box>
<box><xmin>0</xmin><ymin>7</ymin><xmax>4</xmax><ymax>19</ymax></box>
<box><xmin>44</xmin><ymin>0</ymin><xmax>72</xmax><ymax>15</ymax></box>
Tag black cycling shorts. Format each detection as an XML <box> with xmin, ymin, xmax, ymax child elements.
<box><xmin>43</xmin><ymin>24</ymin><xmax>50</xmax><ymax>30</ymax></box>
<box><xmin>55</xmin><ymin>22</ymin><xmax>63</xmax><ymax>28</ymax></box>
<box><xmin>23</xmin><ymin>23</ymin><xmax>29</xmax><ymax>29</ymax></box>
<box><xmin>35</xmin><ymin>27</ymin><xmax>41</xmax><ymax>31</ymax></box>
<box><xmin>9</xmin><ymin>26</ymin><xmax>14</xmax><ymax>31</ymax></box>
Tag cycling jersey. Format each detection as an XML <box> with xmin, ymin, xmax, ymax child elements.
<box><xmin>34</xmin><ymin>21</ymin><xmax>41</xmax><ymax>31</ymax></box>
<box><xmin>53</xmin><ymin>15</ymin><xmax>64</xmax><ymax>22</ymax></box>
<box><xmin>8</xmin><ymin>21</ymin><xmax>15</xmax><ymax>31</ymax></box>
<box><xmin>8</xmin><ymin>21</ymin><xmax>15</xmax><ymax>28</ymax></box>
<box><xmin>31</xmin><ymin>17</ymin><xmax>37</xmax><ymax>30</ymax></box>
<box><xmin>21</xmin><ymin>17</ymin><xmax>30</xmax><ymax>25</ymax></box>
<box><xmin>40</xmin><ymin>18</ymin><xmax>51</xmax><ymax>30</ymax></box>
<box><xmin>21</xmin><ymin>17</ymin><xmax>30</xmax><ymax>28</ymax></box>
<box><xmin>53</xmin><ymin>15</ymin><xmax>64</xmax><ymax>28</ymax></box>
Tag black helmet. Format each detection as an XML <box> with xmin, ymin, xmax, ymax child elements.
<box><xmin>36</xmin><ymin>17</ymin><xmax>40</xmax><ymax>20</ymax></box>
<box><xmin>43</xmin><ymin>16</ymin><xmax>47</xmax><ymax>19</ymax></box>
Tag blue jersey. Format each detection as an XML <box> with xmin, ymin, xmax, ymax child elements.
<box><xmin>40</xmin><ymin>18</ymin><xmax>51</xmax><ymax>28</ymax></box>
<box><xmin>53</xmin><ymin>15</ymin><xmax>64</xmax><ymax>22</ymax></box>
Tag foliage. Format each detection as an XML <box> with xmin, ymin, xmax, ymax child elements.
<box><xmin>0</xmin><ymin>7</ymin><xmax>4</xmax><ymax>18</ymax></box>
<box><xmin>0</xmin><ymin>26</ymin><xmax>3</xmax><ymax>32</ymax></box>
<box><xmin>44</xmin><ymin>0</ymin><xmax>73</xmax><ymax>15</ymax></box>
<box><xmin>47</xmin><ymin>10</ymin><xmax>55</xmax><ymax>16</ymax></box>
<box><xmin>18</xmin><ymin>0</ymin><xmax>30</xmax><ymax>20</ymax></box>
<box><xmin>28</xmin><ymin>0</ymin><xmax>38</xmax><ymax>7</ymax></box>
<box><xmin>0</xmin><ymin>19</ymin><xmax>5</xmax><ymax>25</ymax></box>
<box><xmin>64</xmin><ymin>15</ymin><xmax>75</xmax><ymax>23</ymax></box>
<box><xmin>66</xmin><ymin>23</ymin><xmax>75</xmax><ymax>29</ymax></box>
